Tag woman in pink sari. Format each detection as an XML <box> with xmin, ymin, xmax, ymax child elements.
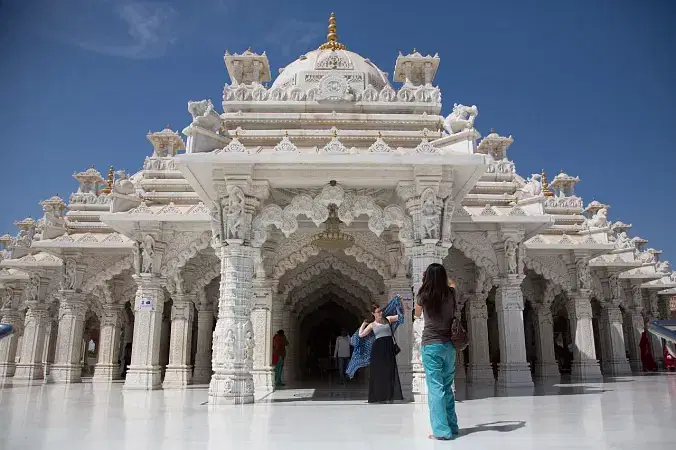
<box><xmin>664</xmin><ymin>343</ymin><xmax>676</xmax><ymax>371</ymax></box>
<box><xmin>640</xmin><ymin>329</ymin><xmax>657</xmax><ymax>372</ymax></box>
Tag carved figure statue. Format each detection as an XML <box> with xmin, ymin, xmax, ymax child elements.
<box><xmin>141</xmin><ymin>235</ymin><xmax>155</xmax><ymax>274</ymax></box>
<box><xmin>656</xmin><ymin>260</ymin><xmax>672</xmax><ymax>275</ymax></box>
<box><xmin>188</xmin><ymin>99</ymin><xmax>212</xmax><ymax>120</ymax></box>
<box><xmin>421</xmin><ymin>195</ymin><xmax>439</xmax><ymax>239</ymax></box>
<box><xmin>210</xmin><ymin>210</ymin><xmax>221</xmax><ymax>246</ymax></box>
<box><xmin>113</xmin><ymin>170</ymin><xmax>135</xmax><ymax>195</ymax></box>
<box><xmin>638</xmin><ymin>250</ymin><xmax>656</xmax><ymax>264</ymax></box>
<box><xmin>614</xmin><ymin>231</ymin><xmax>632</xmax><ymax>250</ymax></box>
<box><xmin>443</xmin><ymin>103</ymin><xmax>479</xmax><ymax>135</ymax></box>
<box><xmin>226</xmin><ymin>188</ymin><xmax>246</xmax><ymax>240</ymax></box>
<box><xmin>132</xmin><ymin>241</ymin><xmax>141</xmax><ymax>275</ymax></box>
<box><xmin>0</xmin><ymin>287</ymin><xmax>12</xmax><ymax>310</ymax></box>
<box><xmin>505</xmin><ymin>241</ymin><xmax>518</xmax><ymax>274</ymax></box>
<box><xmin>15</xmin><ymin>227</ymin><xmax>36</xmax><ymax>249</ymax></box>
<box><xmin>61</xmin><ymin>258</ymin><xmax>77</xmax><ymax>290</ymax></box>
<box><xmin>517</xmin><ymin>173</ymin><xmax>542</xmax><ymax>199</ymax></box>
<box><xmin>576</xmin><ymin>258</ymin><xmax>591</xmax><ymax>291</ymax></box>
<box><xmin>585</xmin><ymin>207</ymin><xmax>608</xmax><ymax>230</ymax></box>
<box><xmin>26</xmin><ymin>275</ymin><xmax>39</xmax><ymax>302</ymax></box>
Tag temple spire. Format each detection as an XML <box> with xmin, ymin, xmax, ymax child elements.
<box><xmin>102</xmin><ymin>166</ymin><xmax>114</xmax><ymax>194</ymax></box>
<box><xmin>541</xmin><ymin>169</ymin><xmax>554</xmax><ymax>197</ymax></box>
<box><xmin>319</xmin><ymin>13</ymin><xmax>347</xmax><ymax>51</ymax></box>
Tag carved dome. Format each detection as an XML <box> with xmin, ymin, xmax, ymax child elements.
<box><xmin>271</xmin><ymin>48</ymin><xmax>391</xmax><ymax>93</ymax></box>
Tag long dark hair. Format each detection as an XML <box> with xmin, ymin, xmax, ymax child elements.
<box><xmin>417</xmin><ymin>263</ymin><xmax>454</xmax><ymax>319</ymax></box>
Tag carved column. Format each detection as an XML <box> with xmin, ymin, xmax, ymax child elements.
<box><xmin>408</xmin><ymin>242</ymin><xmax>446</xmax><ymax>401</ymax></box>
<box><xmin>599</xmin><ymin>304</ymin><xmax>631</xmax><ymax>376</ymax></box>
<box><xmin>209</xmin><ymin>243</ymin><xmax>256</xmax><ymax>404</ymax></box>
<box><xmin>14</xmin><ymin>302</ymin><xmax>50</xmax><ymax>380</ymax></box>
<box><xmin>163</xmin><ymin>295</ymin><xmax>195</xmax><ymax>388</ymax></box>
<box><xmin>625</xmin><ymin>284</ymin><xmax>644</xmax><ymax>373</ymax></box>
<box><xmin>0</xmin><ymin>309</ymin><xmax>24</xmax><ymax>378</ymax></box>
<box><xmin>533</xmin><ymin>302</ymin><xmax>559</xmax><ymax>380</ymax></box>
<box><xmin>251</xmin><ymin>282</ymin><xmax>274</xmax><ymax>397</ymax></box>
<box><xmin>567</xmin><ymin>292</ymin><xmax>603</xmax><ymax>381</ymax></box>
<box><xmin>467</xmin><ymin>292</ymin><xmax>494</xmax><ymax>384</ymax></box>
<box><xmin>647</xmin><ymin>291</ymin><xmax>664</xmax><ymax>369</ymax></box>
<box><xmin>93</xmin><ymin>304</ymin><xmax>124</xmax><ymax>381</ymax></box>
<box><xmin>49</xmin><ymin>291</ymin><xmax>87</xmax><ymax>383</ymax></box>
<box><xmin>280</xmin><ymin>305</ymin><xmax>291</xmax><ymax>383</ymax></box>
<box><xmin>494</xmin><ymin>275</ymin><xmax>533</xmax><ymax>388</ymax></box>
<box><xmin>387</xmin><ymin>278</ymin><xmax>413</xmax><ymax>400</ymax></box>
<box><xmin>192</xmin><ymin>300</ymin><xmax>214</xmax><ymax>384</ymax></box>
<box><xmin>124</xmin><ymin>274</ymin><xmax>166</xmax><ymax>390</ymax></box>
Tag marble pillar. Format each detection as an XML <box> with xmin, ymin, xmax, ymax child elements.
<box><xmin>647</xmin><ymin>291</ymin><xmax>665</xmax><ymax>368</ymax></box>
<box><xmin>567</xmin><ymin>293</ymin><xmax>603</xmax><ymax>381</ymax></box>
<box><xmin>467</xmin><ymin>293</ymin><xmax>494</xmax><ymax>384</ymax></box>
<box><xmin>14</xmin><ymin>303</ymin><xmax>50</xmax><ymax>380</ymax></box>
<box><xmin>495</xmin><ymin>275</ymin><xmax>533</xmax><ymax>388</ymax></box>
<box><xmin>625</xmin><ymin>308</ymin><xmax>644</xmax><ymax>373</ymax></box>
<box><xmin>50</xmin><ymin>292</ymin><xmax>87</xmax><ymax>383</ymax></box>
<box><xmin>42</xmin><ymin>320</ymin><xmax>58</xmax><ymax>379</ymax></box>
<box><xmin>124</xmin><ymin>275</ymin><xmax>166</xmax><ymax>390</ymax></box>
<box><xmin>209</xmin><ymin>243</ymin><xmax>255</xmax><ymax>405</ymax></box>
<box><xmin>251</xmin><ymin>301</ymin><xmax>274</xmax><ymax>396</ymax></box>
<box><xmin>599</xmin><ymin>304</ymin><xmax>631</xmax><ymax>376</ymax></box>
<box><xmin>192</xmin><ymin>305</ymin><xmax>214</xmax><ymax>384</ymax></box>
<box><xmin>94</xmin><ymin>304</ymin><xmax>124</xmax><ymax>381</ymax></box>
<box><xmin>533</xmin><ymin>303</ymin><xmax>560</xmax><ymax>380</ymax></box>
<box><xmin>0</xmin><ymin>309</ymin><xmax>24</xmax><ymax>378</ymax></box>
<box><xmin>281</xmin><ymin>306</ymin><xmax>291</xmax><ymax>384</ymax></box>
<box><xmin>388</xmin><ymin>279</ymin><xmax>413</xmax><ymax>400</ymax></box>
<box><xmin>164</xmin><ymin>296</ymin><xmax>195</xmax><ymax>388</ymax></box>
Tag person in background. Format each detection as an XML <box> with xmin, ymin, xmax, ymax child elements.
<box><xmin>272</xmin><ymin>330</ymin><xmax>289</xmax><ymax>387</ymax></box>
<box><xmin>334</xmin><ymin>329</ymin><xmax>351</xmax><ymax>385</ymax></box>
<box><xmin>664</xmin><ymin>340</ymin><xmax>675</xmax><ymax>372</ymax></box>
<box><xmin>415</xmin><ymin>263</ymin><xmax>459</xmax><ymax>441</ymax></box>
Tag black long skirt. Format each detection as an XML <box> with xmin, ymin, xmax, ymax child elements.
<box><xmin>368</xmin><ymin>336</ymin><xmax>404</xmax><ymax>403</ymax></box>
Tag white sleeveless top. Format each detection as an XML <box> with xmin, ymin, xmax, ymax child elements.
<box><xmin>372</xmin><ymin>321</ymin><xmax>392</xmax><ymax>339</ymax></box>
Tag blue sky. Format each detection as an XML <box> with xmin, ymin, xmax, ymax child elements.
<box><xmin>0</xmin><ymin>0</ymin><xmax>674</xmax><ymax>259</ymax></box>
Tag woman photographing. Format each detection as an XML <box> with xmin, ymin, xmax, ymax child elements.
<box><xmin>415</xmin><ymin>263</ymin><xmax>460</xmax><ymax>440</ymax></box>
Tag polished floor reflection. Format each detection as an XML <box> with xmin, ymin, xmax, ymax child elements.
<box><xmin>0</xmin><ymin>374</ymin><xmax>675</xmax><ymax>450</ymax></box>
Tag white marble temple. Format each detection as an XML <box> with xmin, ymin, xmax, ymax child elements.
<box><xmin>1</xmin><ymin>375</ymin><xmax>675</xmax><ymax>449</ymax></box>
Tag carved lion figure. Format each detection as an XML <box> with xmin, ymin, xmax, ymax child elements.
<box><xmin>443</xmin><ymin>103</ymin><xmax>479</xmax><ymax>135</ymax></box>
<box><xmin>585</xmin><ymin>208</ymin><xmax>608</xmax><ymax>230</ymax></box>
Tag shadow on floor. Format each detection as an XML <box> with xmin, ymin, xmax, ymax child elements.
<box><xmin>455</xmin><ymin>380</ymin><xmax>615</xmax><ymax>402</ymax></box>
<box><xmin>458</xmin><ymin>420</ymin><xmax>527</xmax><ymax>437</ymax></box>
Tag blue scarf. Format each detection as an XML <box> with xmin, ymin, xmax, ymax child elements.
<box><xmin>346</xmin><ymin>295</ymin><xmax>404</xmax><ymax>379</ymax></box>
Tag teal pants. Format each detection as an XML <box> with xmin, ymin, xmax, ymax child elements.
<box><xmin>274</xmin><ymin>357</ymin><xmax>285</xmax><ymax>386</ymax></box>
<box><xmin>421</xmin><ymin>342</ymin><xmax>459</xmax><ymax>439</ymax></box>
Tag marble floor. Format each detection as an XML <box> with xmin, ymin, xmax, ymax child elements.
<box><xmin>0</xmin><ymin>374</ymin><xmax>675</xmax><ymax>450</ymax></box>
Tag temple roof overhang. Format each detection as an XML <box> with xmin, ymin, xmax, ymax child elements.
<box><xmin>100</xmin><ymin>203</ymin><xmax>211</xmax><ymax>238</ymax></box>
<box><xmin>31</xmin><ymin>232</ymin><xmax>134</xmax><ymax>257</ymax></box>
<box><xmin>619</xmin><ymin>264</ymin><xmax>665</xmax><ymax>281</ymax></box>
<box><xmin>0</xmin><ymin>268</ymin><xmax>30</xmax><ymax>284</ymax></box>
<box><xmin>658</xmin><ymin>287</ymin><xmax>676</xmax><ymax>296</ymax></box>
<box><xmin>175</xmin><ymin>150</ymin><xmax>487</xmax><ymax>207</ymax></box>
<box><xmin>641</xmin><ymin>273</ymin><xmax>676</xmax><ymax>290</ymax></box>
<box><xmin>0</xmin><ymin>252</ymin><xmax>62</xmax><ymax>275</ymax></box>
<box><xmin>589</xmin><ymin>247</ymin><xmax>644</xmax><ymax>270</ymax></box>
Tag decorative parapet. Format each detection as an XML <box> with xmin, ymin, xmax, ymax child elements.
<box><xmin>73</xmin><ymin>166</ymin><xmax>105</xmax><ymax>194</ymax></box>
<box><xmin>549</xmin><ymin>171</ymin><xmax>580</xmax><ymax>197</ymax></box>
<box><xmin>39</xmin><ymin>195</ymin><xmax>67</xmax><ymax>240</ymax></box>
<box><xmin>224</xmin><ymin>48</ymin><xmax>271</xmax><ymax>86</ymax></box>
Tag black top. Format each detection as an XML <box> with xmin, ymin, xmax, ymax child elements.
<box><xmin>417</xmin><ymin>287</ymin><xmax>456</xmax><ymax>346</ymax></box>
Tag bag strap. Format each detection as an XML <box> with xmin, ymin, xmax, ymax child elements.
<box><xmin>387</xmin><ymin>320</ymin><xmax>398</xmax><ymax>346</ymax></box>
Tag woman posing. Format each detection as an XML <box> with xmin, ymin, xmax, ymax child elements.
<box><xmin>415</xmin><ymin>263</ymin><xmax>460</xmax><ymax>441</ymax></box>
<box><xmin>359</xmin><ymin>303</ymin><xmax>404</xmax><ymax>403</ymax></box>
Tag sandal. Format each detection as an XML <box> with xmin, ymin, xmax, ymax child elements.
<box><xmin>428</xmin><ymin>435</ymin><xmax>452</xmax><ymax>441</ymax></box>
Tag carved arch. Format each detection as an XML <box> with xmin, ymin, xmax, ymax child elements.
<box><xmin>251</xmin><ymin>183</ymin><xmax>414</xmax><ymax>247</ymax></box>
<box><xmin>287</xmin><ymin>273</ymin><xmax>375</xmax><ymax>311</ymax></box>
<box><xmin>523</xmin><ymin>254</ymin><xmax>572</xmax><ymax>292</ymax></box>
<box><xmin>82</xmin><ymin>255</ymin><xmax>134</xmax><ymax>295</ymax></box>
<box><xmin>279</xmin><ymin>254</ymin><xmax>384</xmax><ymax>297</ymax></box>
<box><xmin>161</xmin><ymin>231</ymin><xmax>212</xmax><ymax>278</ymax></box>
<box><xmin>451</xmin><ymin>232</ymin><xmax>499</xmax><ymax>278</ymax></box>
<box><xmin>294</xmin><ymin>285</ymin><xmax>370</xmax><ymax>318</ymax></box>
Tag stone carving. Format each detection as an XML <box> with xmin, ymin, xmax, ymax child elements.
<box><xmin>0</xmin><ymin>286</ymin><xmax>13</xmax><ymax>309</ymax></box>
<box><xmin>576</xmin><ymin>258</ymin><xmax>591</xmax><ymax>291</ymax></box>
<box><xmin>132</xmin><ymin>241</ymin><xmax>141</xmax><ymax>275</ymax></box>
<box><xmin>361</xmin><ymin>84</ymin><xmax>379</xmax><ymax>102</ymax></box>
<box><xmin>379</xmin><ymin>85</ymin><xmax>396</xmax><ymax>102</ymax></box>
<box><xmin>225</xmin><ymin>187</ymin><xmax>246</xmax><ymax>240</ymax></box>
<box><xmin>61</xmin><ymin>257</ymin><xmax>77</xmax><ymax>290</ymax></box>
<box><xmin>443</xmin><ymin>103</ymin><xmax>478</xmax><ymax>134</ymax></box>
<box><xmin>420</xmin><ymin>189</ymin><xmax>439</xmax><ymax>240</ymax></box>
<box><xmin>274</xmin><ymin>134</ymin><xmax>299</xmax><ymax>153</ymax></box>
<box><xmin>187</xmin><ymin>99</ymin><xmax>221</xmax><ymax>132</ymax></box>
<box><xmin>614</xmin><ymin>231</ymin><xmax>632</xmax><ymax>250</ymax></box>
<box><xmin>585</xmin><ymin>207</ymin><xmax>608</xmax><ymax>230</ymax></box>
<box><xmin>26</xmin><ymin>275</ymin><xmax>39</xmax><ymax>302</ymax></box>
<box><xmin>505</xmin><ymin>240</ymin><xmax>518</xmax><ymax>274</ymax></box>
<box><xmin>317</xmin><ymin>74</ymin><xmax>354</xmax><ymax>102</ymax></box>
<box><xmin>656</xmin><ymin>260</ymin><xmax>672</xmax><ymax>275</ymax></box>
<box><xmin>516</xmin><ymin>173</ymin><xmax>542</xmax><ymax>199</ymax></box>
<box><xmin>141</xmin><ymin>235</ymin><xmax>155</xmax><ymax>274</ymax></box>
<box><xmin>368</xmin><ymin>135</ymin><xmax>392</xmax><ymax>153</ymax></box>
<box><xmin>523</xmin><ymin>254</ymin><xmax>572</xmax><ymax>292</ymax></box>
<box><xmin>112</xmin><ymin>171</ymin><xmax>135</xmax><ymax>195</ymax></box>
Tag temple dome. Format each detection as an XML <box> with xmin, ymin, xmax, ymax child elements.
<box><xmin>271</xmin><ymin>48</ymin><xmax>391</xmax><ymax>92</ymax></box>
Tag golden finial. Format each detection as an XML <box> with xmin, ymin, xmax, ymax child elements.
<box><xmin>541</xmin><ymin>169</ymin><xmax>554</xmax><ymax>197</ymax></box>
<box><xmin>102</xmin><ymin>166</ymin><xmax>114</xmax><ymax>194</ymax></box>
<box><xmin>332</xmin><ymin>128</ymin><xmax>338</xmax><ymax>138</ymax></box>
<box><xmin>319</xmin><ymin>13</ymin><xmax>347</xmax><ymax>51</ymax></box>
<box><xmin>377</xmin><ymin>131</ymin><xmax>382</xmax><ymax>139</ymax></box>
<box><xmin>234</xmin><ymin>129</ymin><xmax>239</xmax><ymax>138</ymax></box>
<box><xmin>284</xmin><ymin>130</ymin><xmax>289</xmax><ymax>138</ymax></box>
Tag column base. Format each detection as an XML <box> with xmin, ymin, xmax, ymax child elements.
<box><xmin>49</xmin><ymin>364</ymin><xmax>83</xmax><ymax>383</ymax></box>
<box><xmin>13</xmin><ymin>363</ymin><xmax>44</xmax><ymax>380</ymax></box>
<box><xmin>628</xmin><ymin>358</ymin><xmax>642</xmax><ymax>373</ymax></box>
<box><xmin>124</xmin><ymin>365</ymin><xmax>162</xmax><ymax>390</ymax></box>
<box><xmin>602</xmin><ymin>359</ymin><xmax>632</xmax><ymax>377</ymax></box>
<box><xmin>252</xmin><ymin>368</ymin><xmax>274</xmax><ymax>397</ymax></box>
<box><xmin>535</xmin><ymin>362</ymin><xmax>561</xmax><ymax>380</ymax></box>
<box><xmin>208</xmin><ymin>371</ymin><xmax>254</xmax><ymax>405</ymax></box>
<box><xmin>163</xmin><ymin>366</ymin><xmax>193</xmax><ymax>389</ymax></box>
<box><xmin>497</xmin><ymin>363</ymin><xmax>533</xmax><ymax>388</ymax></box>
<box><xmin>412</xmin><ymin>370</ymin><xmax>427</xmax><ymax>403</ymax></box>
<box><xmin>398</xmin><ymin>365</ymin><xmax>413</xmax><ymax>402</ymax></box>
<box><xmin>571</xmin><ymin>360</ymin><xmax>603</xmax><ymax>382</ymax></box>
<box><xmin>468</xmin><ymin>364</ymin><xmax>495</xmax><ymax>385</ymax></box>
<box><xmin>0</xmin><ymin>362</ymin><xmax>16</xmax><ymax>378</ymax></box>
<box><xmin>192</xmin><ymin>366</ymin><xmax>212</xmax><ymax>384</ymax></box>
<box><xmin>93</xmin><ymin>364</ymin><xmax>122</xmax><ymax>382</ymax></box>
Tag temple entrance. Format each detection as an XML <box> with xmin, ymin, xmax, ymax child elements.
<box><xmin>297</xmin><ymin>298</ymin><xmax>362</xmax><ymax>385</ymax></box>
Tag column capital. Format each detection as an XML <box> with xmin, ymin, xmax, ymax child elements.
<box><xmin>171</xmin><ymin>299</ymin><xmax>194</xmax><ymax>322</ymax></box>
